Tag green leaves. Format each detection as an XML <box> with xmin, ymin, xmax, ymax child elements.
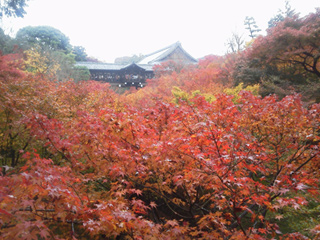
<box><xmin>16</xmin><ymin>26</ymin><xmax>72</xmax><ymax>53</ymax></box>
<box><xmin>0</xmin><ymin>0</ymin><xmax>29</xmax><ymax>18</ymax></box>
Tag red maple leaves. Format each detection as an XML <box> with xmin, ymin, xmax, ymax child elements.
<box><xmin>0</xmin><ymin>50</ymin><xmax>319</xmax><ymax>239</ymax></box>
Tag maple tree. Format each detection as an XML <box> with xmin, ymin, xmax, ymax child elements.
<box><xmin>124</xmin><ymin>56</ymin><xmax>232</xmax><ymax>107</ymax></box>
<box><xmin>249</xmin><ymin>9</ymin><xmax>320</xmax><ymax>78</ymax></box>
<box><xmin>1</xmin><ymin>11</ymin><xmax>320</xmax><ymax>237</ymax></box>
<box><xmin>1</xmin><ymin>48</ymin><xmax>320</xmax><ymax>239</ymax></box>
<box><xmin>23</xmin><ymin>45</ymin><xmax>61</xmax><ymax>79</ymax></box>
<box><xmin>234</xmin><ymin>9</ymin><xmax>320</xmax><ymax>103</ymax></box>
<box><xmin>23</xmin><ymin>44</ymin><xmax>90</xmax><ymax>81</ymax></box>
<box><xmin>14</xmin><ymin>26</ymin><xmax>90</xmax><ymax>82</ymax></box>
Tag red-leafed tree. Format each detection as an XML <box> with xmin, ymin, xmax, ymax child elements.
<box><xmin>234</xmin><ymin>9</ymin><xmax>320</xmax><ymax>103</ymax></box>
<box><xmin>125</xmin><ymin>56</ymin><xmax>231</xmax><ymax>107</ymax></box>
<box><xmin>249</xmin><ymin>9</ymin><xmax>320</xmax><ymax>78</ymax></box>
<box><xmin>0</xmin><ymin>47</ymin><xmax>320</xmax><ymax>239</ymax></box>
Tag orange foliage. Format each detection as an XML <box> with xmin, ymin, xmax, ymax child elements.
<box><xmin>0</xmin><ymin>53</ymin><xmax>319</xmax><ymax>239</ymax></box>
<box><xmin>124</xmin><ymin>56</ymin><xmax>232</xmax><ymax>106</ymax></box>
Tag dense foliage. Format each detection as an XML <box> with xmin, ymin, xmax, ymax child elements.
<box><xmin>234</xmin><ymin>9</ymin><xmax>320</xmax><ymax>104</ymax></box>
<box><xmin>0</xmin><ymin>26</ymin><xmax>90</xmax><ymax>82</ymax></box>
<box><xmin>0</xmin><ymin>0</ymin><xmax>29</xmax><ymax>18</ymax></box>
<box><xmin>16</xmin><ymin>26</ymin><xmax>72</xmax><ymax>53</ymax></box>
<box><xmin>0</xmin><ymin>47</ymin><xmax>320</xmax><ymax>239</ymax></box>
<box><xmin>0</xmin><ymin>8</ymin><xmax>320</xmax><ymax>240</ymax></box>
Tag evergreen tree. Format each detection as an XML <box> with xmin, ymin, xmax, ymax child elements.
<box><xmin>0</xmin><ymin>0</ymin><xmax>29</xmax><ymax>18</ymax></box>
<box><xmin>244</xmin><ymin>16</ymin><xmax>261</xmax><ymax>39</ymax></box>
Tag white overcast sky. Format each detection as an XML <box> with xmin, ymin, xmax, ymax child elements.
<box><xmin>1</xmin><ymin>0</ymin><xmax>319</xmax><ymax>62</ymax></box>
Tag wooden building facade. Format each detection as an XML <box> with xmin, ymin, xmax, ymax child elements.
<box><xmin>76</xmin><ymin>42</ymin><xmax>197</xmax><ymax>87</ymax></box>
<box><xmin>76</xmin><ymin>62</ymin><xmax>154</xmax><ymax>87</ymax></box>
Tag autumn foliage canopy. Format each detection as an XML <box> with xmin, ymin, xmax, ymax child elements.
<box><xmin>1</xmin><ymin>9</ymin><xmax>320</xmax><ymax>240</ymax></box>
<box><xmin>0</xmin><ymin>50</ymin><xmax>320</xmax><ymax>240</ymax></box>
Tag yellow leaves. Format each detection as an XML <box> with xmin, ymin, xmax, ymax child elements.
<box><xmin>224</xmin><ymin>82</ymin><xmax>260</xmax><ymax>103</ymax></box>
<box><xmin>23</xmin><ymin>46</ymin><xmax>61</xmax><ymax>79</ymax></box>
<box><xmin>171</xmin><ymin>86</ymin><xmax>190</xmax><ymax>104</ymax></box>
<box><xmin>171</xmin><ymin>86</ymin><xmax>217</xmax><ymax>104</ymax></box>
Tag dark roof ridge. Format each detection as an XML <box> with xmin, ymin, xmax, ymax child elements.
<box><xmin>121</xmin><ymin>62</ymin><xmax>147</xmax><ymax>71</ymax></box>
<box><xmin>77</xmin><ymin>61</ymin><xmax>116</xmax><ymax>65</ymax></box>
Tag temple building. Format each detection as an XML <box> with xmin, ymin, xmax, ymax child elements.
<box><xmin>76</xmin><ymin>42</ymin><xmax>197</xmax><ymax>87</ymax></box>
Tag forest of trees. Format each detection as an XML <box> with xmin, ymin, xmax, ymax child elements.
<box><xmin>0</xmin><ymin>2</ymin><xmax>320</xmax><ymax>239</ymax></box>
<box><xmin>0</xmin><ymin>25</ymin><xmax>90</xmax><ymax>82</ymax></box>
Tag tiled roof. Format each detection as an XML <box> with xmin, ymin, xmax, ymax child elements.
<box><xmin>76</xmin><ymin>42</ymin><xmax>197</xmax><ymax>71</ymax></box>
<box><xmin>138</xmin><ymin>42</ymin><xmax>198</xmax><ymax>65</ymax></box>
<box><xmin>138</xmin><ymin>47</ymin><xmax>171</xmax><ymax>65</ymax></box>
<box><xmin>76</xmin><ymin>62</ymin><xmax>123</xmax><ymax>70</ymax></box>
